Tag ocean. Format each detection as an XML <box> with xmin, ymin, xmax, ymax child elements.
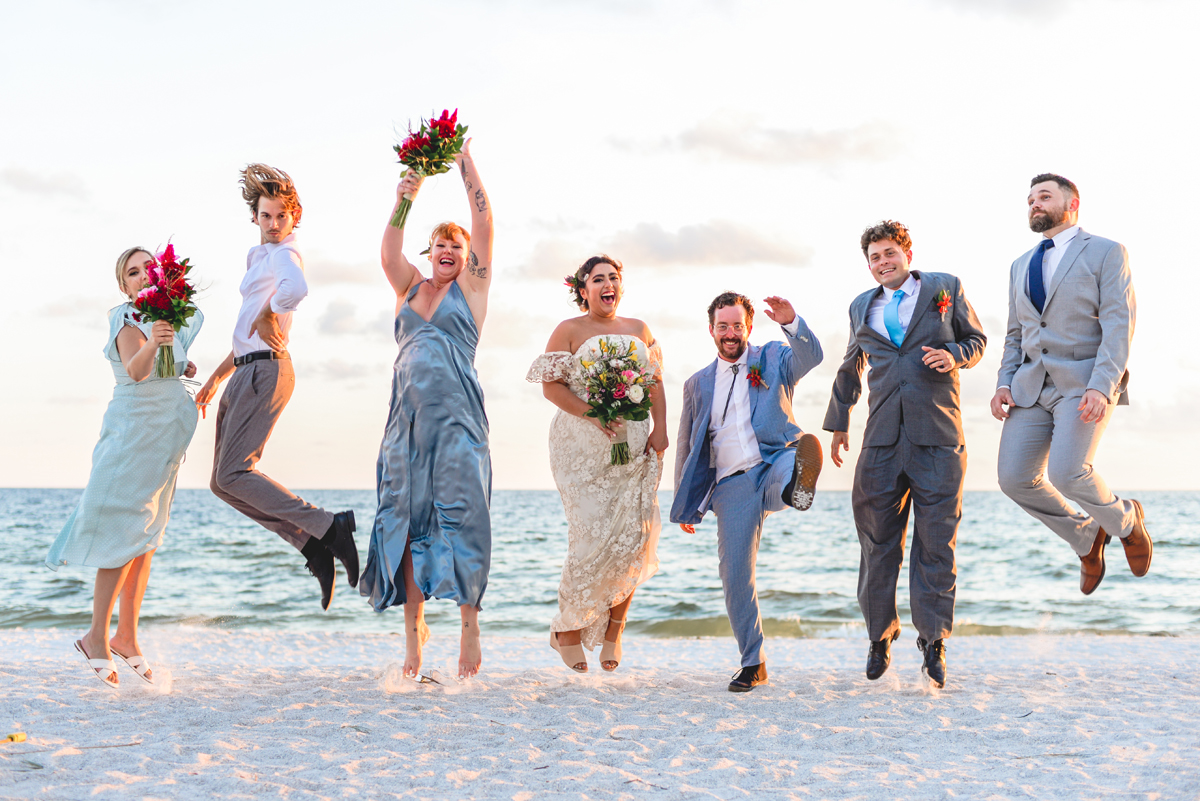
<box><xmin>4</xmin><ymin>488</ymin><xmax>1197</xmax><ymax>638</ymax></box>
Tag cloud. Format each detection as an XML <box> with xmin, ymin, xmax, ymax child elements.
<box><xmin>317</xmin><ymin>300</ymin><xmax>396</xmax><ymax>337</ymax></box>
<box><xmin>927</xmin><ymin>0</ymin><xmax>1072</xmax><ymax>15</ymax></box>
<box><xmin>514</xmin><ymin>221</ymin><xmax>810</xmax><ymax>281</ymax></box>
<box><xmin>304</xmin><ymin>256</ymin><xmax>379</xmax><ymax>285</ymax></box>
<box><xmin>306</xmin><ymin>358</ymin><xmax>374</xmax><ymax>381</ymax></box>
<box><xmin>1</xmin><ymin>168</ymin><xmax>88</xmax><ymax>199</ymax></box>
<box><xmin>613</xmin><ymin>119</ymin><xmax>901</xmax><ymax>164</ymax></box>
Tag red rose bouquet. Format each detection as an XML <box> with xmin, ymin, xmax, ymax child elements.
<box><xmin>579</xmin><ymin>337</ymin><xmax>658</xmax><ymax>465</ymax></box>
<box><xmin>132</xmin><ymin>243</ymin><xmax>199</xmax><ymax>378</ymax></box>
<box><xmin>389</xmin><ymin>109</ymin><xmax>468</xmax><ymax>229</ymax></box>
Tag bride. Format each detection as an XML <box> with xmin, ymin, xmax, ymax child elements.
<box><xmin>526</xmin><ymin>255</ymin><xmax>668</xmax><ymax>672</ymax></box>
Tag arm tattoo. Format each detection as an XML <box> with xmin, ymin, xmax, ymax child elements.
<box><xmin>474</xmin><ymin>188</ymin><xmax>487</xmax><ymax>212</ymax></box>
<box><xmin>467</xmin><ymin>250</ymin><xmax>478</xmax><ymax>276</ymax></box>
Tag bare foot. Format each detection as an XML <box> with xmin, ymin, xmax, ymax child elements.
<box><xmin>78</xmin><ymin>636</ymin><xmax>118</xmax><ymax>686</ymax></box>
<box><xmin>459</xmin><ymin>623</ymin><xmax>481</xmax><ymax>679</ymax></box>
<box><xmin>404</xmin><ymin>618</ymin><xmax>431</xmax><ymax>678</ymax></box>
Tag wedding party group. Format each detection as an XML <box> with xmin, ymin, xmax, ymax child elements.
<box><xmin>46</xmin><ymin>131</ymin><xmax>1151</xmax><ymax>695</ymax></box>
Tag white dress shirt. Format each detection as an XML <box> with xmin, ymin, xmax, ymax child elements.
<box><xmin>1039</xmin><ymin>224</ymin><xmax>1080</xmax><ymax>288</ymax></box>
<box><xmin>866</xmin><ymin>273</ymin><xmax>922</xmax><ymax>341</ymax></box>
<box><xmin>233</xmin><ymin>234</ymin><xmax>309</xmax><ymax>357</ymax></box>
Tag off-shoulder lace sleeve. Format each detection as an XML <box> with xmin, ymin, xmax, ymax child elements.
<box><xmin>646</xmin><ymin>341</ymin><xmax>664</xmax><ymax>380</ymax></box>
<box><xmin>526</xmin><ymin>351</ymin><xmax>574</xmax><ymax>383</ymax></box>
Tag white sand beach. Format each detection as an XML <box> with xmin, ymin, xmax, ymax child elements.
<box><xmin>2</xmin><ymin>628</ymin><xmax>1199</xmax><ymax>800</ymax></box>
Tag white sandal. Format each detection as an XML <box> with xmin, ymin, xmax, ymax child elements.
<box><xmin>600</xmin><ymin>617</ymin><xmax>625</xmax><ymax>672</ymax></box>
<box><xmin>112</xmin><ymin>649</ymin><xmax>154</xmax><ymax>685</ymax></box>
<box><xmin>74</xmin><ymin>640</ymin><xmax>118</xmax><ymax>689</ymax></box>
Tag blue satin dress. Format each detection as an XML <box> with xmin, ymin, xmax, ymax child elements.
<box><xmin>360</xmin><ymin>281</ymin><xmax>492</xmax><ymax>611</ymax></box>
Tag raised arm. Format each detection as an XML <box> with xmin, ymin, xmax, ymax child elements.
<box><xmin>380</xmin><ymin>171</ymin><xmax>425</xmax><ymax>298</ymax></box>
<box><xmin>455</xmin><ymin>139</ymin><xmax>494</xmax><ymax>297</ymax></box>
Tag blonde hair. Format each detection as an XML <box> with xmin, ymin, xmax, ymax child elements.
<box><xmin>240</xmin><ymin>163</ymin><xmax>302</xmax><ymax>224</ymax></box>
<box><xmin>115</xmin><ymin>246</ymin><xmax>152</xmax><ymax>297</ymax></box>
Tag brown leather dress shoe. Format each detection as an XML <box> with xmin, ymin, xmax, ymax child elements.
<box><xmin>1120</xmin><ymin>499</ymin><xmax>1153</xmax><ymax>577</ymax></box>
<box><xmin>1079</xmin><ymin>527</ymin><xmax>1110</xmax><ymax>595</ymax></box>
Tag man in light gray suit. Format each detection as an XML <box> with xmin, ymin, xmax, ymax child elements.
<box><xmin>825</xmin><ymin>220</ymin><xmax>986</xmax><ymax>689</ymax></box>
<box><xmin>991</xmin><ymin>174</ymin><xmax>1151</xmax><ymax>596</ymax></box>
<box><xmin>671</xmin><ymin>291</ymin><xmax>824</xmax><ymax>692</ymax></box>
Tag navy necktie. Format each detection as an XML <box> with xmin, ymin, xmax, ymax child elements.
<box><xmin>1029</xmin><ymin>238</ymin><xmax>1055</xmax><ymax>313</ymax></box>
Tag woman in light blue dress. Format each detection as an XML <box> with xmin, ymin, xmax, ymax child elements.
<box><xmin>46</xmin><ymin>246</ymin><xmax>203</xmax><ymax>688</ymax></box>
<box><xmin>359</xmin><ymin>139</ymin><xmax>494</xmax><ymax>681</ymax></box>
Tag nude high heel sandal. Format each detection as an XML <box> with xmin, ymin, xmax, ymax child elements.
<box><xmin>550</xmin><ymin>632</ymin><xmax>587</xmax><ymax>673</ymax></box>
<box><xmin>600</xmin><ymin>617</ymin><xmax>625</xmax><ymax>672</ymax></box>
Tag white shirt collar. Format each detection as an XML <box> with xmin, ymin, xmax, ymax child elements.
<box><xmin>718</xmin><ymin>348</ymin><xmax>750</xmax><ymax>372</ymax></box>
<box><xmin>882</xmin><ymin>272</ymin><xmax>920</xmax><ymax>300</ymax></box>
<box><xmin>1046</xmin><ymin>225</ymin><xmax>1080</xmax><ymax>250</ymax></box>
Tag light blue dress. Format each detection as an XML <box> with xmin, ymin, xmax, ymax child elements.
<box><xmin>46</xmin><ymin>304</ymin><xmax>203</xmax><ymax>570</ymax></box>
<box><xmin>360</xmin><ymin>281</ymin><xmax>492</xmax><ymax>611</ymax></box>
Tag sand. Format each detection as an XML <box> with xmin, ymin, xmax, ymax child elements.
<box><xmin>2</xmin><ymin>628</ymin><xmax>1199</xmax><ymax>800</ymax></box>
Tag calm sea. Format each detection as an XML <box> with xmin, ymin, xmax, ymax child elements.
<box><xmin>3</xmin><ymin>489</ymin><xmax>1198</xmax><ymax>638</ymax></box>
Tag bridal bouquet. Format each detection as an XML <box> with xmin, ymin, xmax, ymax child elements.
<box><xmin>132</xmin><ymin>243</ymin><xmax>198</xmax><ymax>378</ymax></box>
<box><xmin>389</xmin><ymin>108</ymin><xmax>468</xmax><ymax>229</ymax></box>
<box><xmin>580</xmin><ymin>338</ymin><xmax>658</xmax><ymax>465</ymax></box>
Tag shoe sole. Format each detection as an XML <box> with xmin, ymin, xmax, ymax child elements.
<box><xmin>783</xmin><ymin>433</ymin><xmax>823</xmax><ymax>511</ymax></box>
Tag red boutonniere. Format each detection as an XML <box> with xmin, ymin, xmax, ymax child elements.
<box><xmin>935</xmin><ymin>289</ymin><xmax>953</xmax><ymax>318</ymax></box>
<box><xmin>747</xmin><ymin>364</ymin><xmax>768</xmax><ymax>389</ymax></box>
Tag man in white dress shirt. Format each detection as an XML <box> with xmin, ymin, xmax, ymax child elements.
<box><xmin>991</xmin><ymin>174</ymin><xmax>1151</xmax><ymax>597</ymax></box>
<box><xmin>671</xmin><ymin>292</ymin><xmax>824</xmax><ymax>692</ymax></box>
<box><xmin>196</xmin><ymin>164</ymin><xmax>357</xmax><ymax>611</ymax></box>
<box><xmin>825</xmin><ymin>220</ymin><xmax>987</xmax><ymax>688</ymax></box>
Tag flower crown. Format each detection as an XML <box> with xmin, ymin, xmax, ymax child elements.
<box><xmin>564</xmin><ymin>273</ymin><xmax>585</xmax><ymax>304</ymax></box>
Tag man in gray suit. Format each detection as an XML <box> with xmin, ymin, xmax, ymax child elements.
<box><xmin>672</xmin><ymin>292</ymin><xmax>824</xmax><ymax>692</ymax></box>
<box><xmin>825</xmin><ymin>220</ymin><xmax>986</xmax><ymax>688</ymax></box>
<box><xmin>991</xmin><ymin>174</ymin><xmax>1151</xmax><ymax>596</ymax></box>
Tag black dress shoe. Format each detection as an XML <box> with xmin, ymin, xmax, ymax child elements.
<box><xmin>302</xmin><ymin>540</ymin><xmax>336</xmax><ymax>611</ymax></box>
<box><xmin>918</xmin><ymin>638</ymin><xmax>947</xmax><ymax>688</ymax></box>
<box><xmin>728</xmin><ymin>663</ymin><xmax>768</xmax><ymax>693</ymax></box>
<box><xmin>782</xmin><ymin>433</ymin><xmax>823</xmax><ymax>511</ymax></box>
<box><xmin>866</xmin><ymin>630</ymin><xmax>900</xmax><ymax>680</ymax></box>
<box><xmin>321</xmin><ymin>511</ymin><xmax>359</xmax><ymax>588</ymax></box>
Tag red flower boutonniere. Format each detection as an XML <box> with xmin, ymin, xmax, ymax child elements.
<box><xmin>747</xmin><ymin>364</ymin><xmax>768</xmax><ymax>389</ymax></box>
<box><xmin>935</xmin><ymin>289</ymin><xmax>953</xmax><ymax>319</ymax></box>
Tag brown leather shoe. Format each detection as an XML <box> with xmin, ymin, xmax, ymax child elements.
<box><xmin>1079</xmin><ymin>527</ymin><xmax>1110</xmax><ymax>595</ymax></box>
<box><xmin>1120</xmin><ymin>499</ymin><xmax>1153</xmax><ymax>577</ymax></box>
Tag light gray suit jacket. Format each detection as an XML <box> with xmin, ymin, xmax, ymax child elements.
<box><xmin>823</xmin><ymin>271</ymin><xmax>987</xmax><ymax>448</ymax></box>
<box><xmin>997</xmin><ymin>228</ymin><xmax>1135</xmax><ymax>407</ymax></box>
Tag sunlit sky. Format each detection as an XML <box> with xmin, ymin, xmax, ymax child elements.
<box><xmin>2</xmin><ymin>0</ymin><xmax>1195</xmax><ymax>491</ymax></box>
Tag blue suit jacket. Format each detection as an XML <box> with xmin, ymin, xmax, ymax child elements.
<box><xmin>670</xmin><ymin>319</ymin><xmax>823</xmax><ymax>526</ymax></box>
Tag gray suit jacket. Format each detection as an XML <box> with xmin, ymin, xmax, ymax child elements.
<box><xmin>670</xmin><ymin>320</ymin><xmax>823</xmax><ymax>526</ymax></box>
<box><xmin>997</xmin><ymin>228</ymin><xmax>1135</xmax><ymax>407</ymax></box>
<box><xmin>823</xmin><ymin>271</ymin><xmax>986</xmax><ymax>448</ymax></box>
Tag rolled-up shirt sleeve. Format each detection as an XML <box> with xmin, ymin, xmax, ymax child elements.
<box><xmin>269</xmin><ymin>248</ymin><xmax>309</xmax><ymax>313</ymax></box>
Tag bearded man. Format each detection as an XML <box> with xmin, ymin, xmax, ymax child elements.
<box><xmin>991</xmin><ymin>173</ymin><xmax>1151</xmax><ymax>597</ymax></box>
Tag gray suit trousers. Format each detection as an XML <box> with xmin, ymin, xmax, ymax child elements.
<box><xmin>853</xmin><ymin>425</ymin><xmax>964</xmax><ymax>643</ymax></box>
<box><xmin>710</xmin><ymin>456</ymin><xmax>791</xmax><ymax>668</ymax></box>
<box><xmin>210</xmin><ymin>359</ymin><xmax>334</xmax><ymax>551</ymax></box>
<box><xmin>997</xmin><ymin>378</ymin><xmax>1134</xmax><ymax>555</ymax></box>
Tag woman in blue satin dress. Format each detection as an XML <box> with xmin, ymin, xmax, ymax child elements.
<box><xmin>359</xmin><ymin>139</ymin><xmax>494</xmax><ymax>680</ymax></box>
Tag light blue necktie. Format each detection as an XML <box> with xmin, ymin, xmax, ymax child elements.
<box><xmin>883</xmin><ymin>289</ymin><xmax>906</xmax><ymax>347</ymax></box>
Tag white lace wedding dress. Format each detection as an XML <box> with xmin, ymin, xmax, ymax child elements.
<box><xmin>526</xmin><ymin>334</ymin><xmax>663</xmax><ymax>650</ymax></box>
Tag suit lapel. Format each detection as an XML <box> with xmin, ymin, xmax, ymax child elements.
<box><xmin>696</xmin><ymin>359</ymin><xmax>717</xmax><ymax>439</ymax></box>
<box><xmin>856</xmin><ymin>287</ymin><xmax>894</xmax><ymax>349</ymax></box>
<box><xmin>747</xmin><ymin>345</ymin><xmax>762</xmax><ymax>419</ymax></box>
<box><xmin>906</xmin><ymin>271</ymin><xmax>936</xmax><ymax>333</ymax></box>
<box><xmin>1043</xmin><ymin>229</ymin><xmax>1089</xmax><ymax>309</ymax></box>
<box><xmin>1016</xmin><ymin>249</ymin><xmax>1039</xmax><ymax>314</ymax></box>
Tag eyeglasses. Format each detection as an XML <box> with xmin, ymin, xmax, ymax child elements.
<box><xmin>714</xmin><ymin>323</ymin><xmax>747</xmax><ymax>334</ymax></box>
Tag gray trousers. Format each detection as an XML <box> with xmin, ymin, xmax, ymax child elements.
<box><xmin>997</xmin><ymin>379</ymin><xmax>1134</xmax><ymax>555</ymax></box>
<box><xmin>710</xmin><ymin>455</ymin><xmax>791</xmax><ymax>668</ymax></box>
<box><xmin>210</xmin><ymin>359</ymin><xmax>333</xmax><ymax>552</ymax></box>
<box><xmin>853</xmin><ymin>426</ymin><xmax>964</xmax><ymax>644</ymax></box>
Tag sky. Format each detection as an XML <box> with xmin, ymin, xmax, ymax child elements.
<box><xmin>1</xmin><ymin>0</ymin><xmax>1195</xmax><ymax>491</ymax></box>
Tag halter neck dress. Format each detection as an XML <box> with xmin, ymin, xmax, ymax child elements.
<box><xmin>360</xmin><ymin>280</ymin><xmax>492</xmax><ymax>611</ymax></box>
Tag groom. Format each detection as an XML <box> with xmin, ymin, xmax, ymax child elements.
<box><xmin>671</xmin><ymin>292</ymin><xmax>824</xmax><ymax>692</ymax></box>
<box><xmin>196</xmin><ymin>163</ymin><xmax>358</xmax><ymax>611</ymax></box>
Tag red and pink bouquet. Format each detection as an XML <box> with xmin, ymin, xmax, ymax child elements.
<box><xmin>389</xmin><ymin>109</ymin><xmax>469</xmax><ymax>229</ymax></box>
<box><xmin>132</xmin><ymin>243</ymin><xmax>198</xmax><ymax>378</ymax></box>
<box><xmin>579</xmin><ymin>337</ymin><xmax>658</xmax><ymax>465</ymax></box>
